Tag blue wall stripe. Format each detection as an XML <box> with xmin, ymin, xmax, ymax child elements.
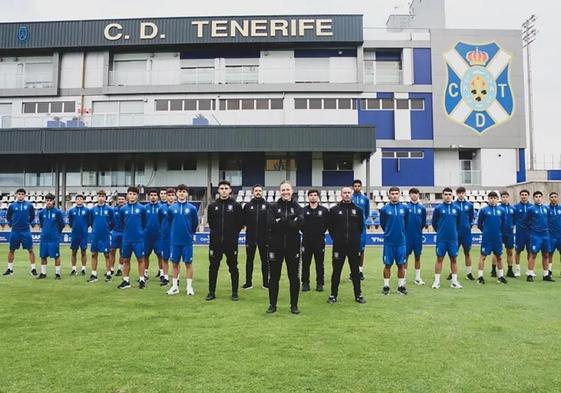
<box><xmin>413</xmin><ymin>48</ymin><xmax>432</xmax><ymax>84</ymax></box>
<box><xmin>381</xmin><ymin>148</ymin><xmax>434</xmax><ymax>187</ymax></box>
<box><xmin>409</xmin><ymin>92</ymin><xmax>433</xmax><ymax>140</ymax></box>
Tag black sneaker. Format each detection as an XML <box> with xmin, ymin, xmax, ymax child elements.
<box><xmin>302</xmin><ymin>283</ymin><xmax>310</xmax><ymax>292</ymax></box>
<box><xmin>242</xmin><ymin>283</ymin><xmax>253</xmax><ymax>290</ymax></box>
<box><xmin>37</xmin><ymin>273</ymin><xmax>47</xmax><ymax>280</ymax></box>
<box><xmin>382</xmin><ymin>286</ymin><xmax>390</xmax><ymax>295</ymax></box>
<box><xmin>477</xmin><ymin>276</ymin><xmax>485</xmax><ymax>284</ymax></box>
<box><xmin>2</xmin><ymin>268</ymin><xmax>13</xmax><ymax>276</ymax></box>
<box><xmin>266</xmin><ymin>305</ymin><xmax>277</xmax><ymax>314</ymax></box>
<box><xmin>159</xmin><ymin>275</ymin><xmax>165</xmax><ymax>285</ymax></box>
<box><xmin>117</xmin><ymin>280</ymin><xmax>131</xmax><ymax>289</ymax></box>
<box><xmin>159</xmin><ymin>278</ymin><xmax>169</xmax><ymax>286</ymax></box>
<box><xmin>138</xmin><ymin>280</ymin><xmax>146</xmax><ymax>289</ymax></box>
<box><xmin>497</xmin><ymin>276</ymin><xmax>508</xmax><ymax>284</ymax></box>
<box><xmin>55</xmin><ymin>273</ymin><xmax>61</xmax><ymax>280</ymax></box>
<box><xmin>526</xmin><ymin>275</ymin><xmax>534</xmax><ymax>282</ymax></box>
<box><xmin>316</xmin><ymin>284</ymin><xmax>324</xmax><ymax>292</ymax></box>
<box><xmin>355</xmin><ymin>295</ymin><xmax>366</xmax><ymax>304</ymax></box>
<box><xmin>262</xmin><ymin>283</ymin><xmax>269</xmax><ymax>289</ymax></box>
<box><xmin>80</xmin><ymin>270</ymin><xmax>86</xmax><ymax>276</ymax></box>
<box><xmin>446</xmin><ymin>273</ymin><xmax>452</xmax><ymax>280</ymax></box>
<box><xmin>506</xmin><ymin>268</ymin><xmax>515</xmax><ymax>278</ymax></box>
<box><xmin>231</xmin><ymin>293</ymin><xmax>239</xmax><ymax>301</ymax></box>
<box><xmin>105</xmin><ymin>274</ymin><xmax>112</xmax><ymax>282</ymax></box>
<box><xmin>359</xmin><ymin>271</ymin><xmax>365</xmax><ymax>281</ymax></box>
<box><xmin>466</xmin><ymin>273</ymin><xmax>475</xmax><ymax>281</ymax></box>
<box><xmin>87</xmin><ymin>275</ymin><xmax>98</xmax><ymax>283</ymax></box>
<box><xmin>144</xmin><ymin>275</ymin><xmax>149</xmax><ymax>281</ymax></box>
<box><xmin>327</xmin><ymin>295</ymin><xmax>337</xmax><ymax>304</ymax></box>
<box><xmin>156</xmin><ymin>270</ymin><xmax>161</xmax><ymax>278</ymax></box>
<box><xmin>205</xmin><ymin>293</ymin><xmax>216</xmax><ymax>301</ymax></box>
<box><xmin>115</xmin><ymin>269</ymin><xmax>123</xmax><ymax>277</ymax></box>
<box><xmin>30</xmin><ymin>268</ymin><xmax>38</xmax><ymax>276</ymax></box>
<box><xmin>548</xmin><ymin>270</ymin><xmax>553</xmax><ymax>277</ymax></box>
<box><xmin>543</xmin><ymin>275</ymin><xmax>555</xmax><ymax>282</ymax></box>
<box><xmin>110</xmin><ymin>269</ymin><xmax>114</xmax><ymax>276</ymax></box>
<box><xmin>290</xmin><ymin>306</ymin><xmax>300</xmax><ymax>315</ymax></box>
<box><xmin>397</xmin><ymin>286</ymin><xmax>408</xmax><ymax>296</ymax></box>
<box><xmin>70</xmin><ymin>269</ymin><xmax>77</xmax><ymax>276</ymax></box>
<box><xmin>491</xmin><ymin>268</ymin><xmax>497</xmax><ymax>278</ymax></box>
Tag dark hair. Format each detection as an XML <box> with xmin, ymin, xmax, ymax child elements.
<box><xmin>16</xmin><ymin>188</ymin><xmax>26</xmax><ymax>194</ymax></box>
<box><xmin>75</xmin><ymin>194</ymin><xmax>84</xmax><ymax>199</ymax></box>
<box><xmin>218</xmin><ymin>180</ymin><xmax>231</xmax><ymax>188</ymax></box>
<box><xmin>456</xmin><ymin>186</ymin><xmax>466</xmax><ymax>193</ymax></box>
<box><xmin>500</xmin><ymin>191</ymin><xmax>509</xmax><ymax>197</ymax></box>
<box><xmin>442</xmin><ymin>187</ymin><xmax>453</xmax><ymax>194</ymax></box>
<box><xmin>45</xmin><ymin>193</ymin><xmax>55</xmax><ymax>201</ymax></box>
<box><xmin>519</xmin><ymin>189</ymin><xmax>530</xmax><ymax>195</ymax></box>
<box><xmin>166</xmin><ymin>187</ymin><xmax>176</xmax><ymax>194</ymax></box>
<box><xmin>409</xmin><ymin>187</ymin><xmax>420</xmax><ymax>195</ymax></box>
<box><xmin>127</xmin><ymin>186</ymin><xmax>139</xmax><ymax>194</ymax></box>
<box><xmin>117</xmin><ymin>193</ymin><xmax>126</xmax><ymax>198</ymax></box>
<box><xmin>488</xmin><ymin>191</ymin><xmax>499</xmax><ymax>198</ymax></box>
<box><xmin>388</xmin><ymin>186</ymin><xmax>400</xmax><ymax>193</ymax></box>
<box><xmin>96</xmin><ymin>190</ymin><xmax>106</xmax><ymax>197</ymax></box>
<box><xmin>307</xmin><ymin>188</ymin><xmax>319</xmax><ymax>196</ymax></box>
<box><xmin>352</xmin><ymin>179</ymin><xmax>362</xmax><ymax>186</ymax></box>
<box><xmin>533</xmin><ymin>191</ymin><xmax>543</xmax><ymax>197</ymax></box>
<box><xmin>176</xmin><ymin>184</ymin><xmax>188</xmax><ymax>192</ymax></box>
<box><xmin>252</xmin><ymin>184</ymin><xmax>263</xmax><ymax>190</ymax></box>
<box><xmin>147</xmin><ymin>188</ymin><xmax>159</xmax><ymax>196</ymax></box>
<box><xmin>550</xmin><ymin>191</ymin><xmax>559</xmax><ymax>197</ymax></box>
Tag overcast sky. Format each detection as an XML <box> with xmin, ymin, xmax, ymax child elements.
<box><xmin>1</xmin><ymin>0</ymin><xmax>558</xmax><ymax>168</ymax></box>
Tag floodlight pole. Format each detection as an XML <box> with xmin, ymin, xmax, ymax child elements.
<box><xmin>522</xmin><ymin>15</ymin><xmax>537</xmax><ymax>170</ymax></box>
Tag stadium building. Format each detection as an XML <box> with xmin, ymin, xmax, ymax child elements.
<box><xmin>0</xmin><ymin>0</ymin><xmax>527</xmax><ymax>206</ymax></box>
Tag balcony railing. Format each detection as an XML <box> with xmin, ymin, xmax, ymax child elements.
<box><xmin>0</xmin><ymin>72</ymin><xmax>54</xmax><ymax>89</ymax></box>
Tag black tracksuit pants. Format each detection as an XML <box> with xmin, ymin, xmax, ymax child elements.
<box><xmin>268</xmin><ymin>247</ymin><xmax>300</xmax><ymax>308</ymax></box>
<box><xmin>301</xmin><ymin>239</ymin><xmax>325</xmax><ymax>286</ymax></box>
<box><xmin>330</xmin><ymin>242</ymin><xmax>362</xmax><ymax>298</ymax></box>
<box><xmin>209</xmin><ymin>242</ymin><xmax>239</xmax><ymax>295</ymax></box>
<box><xmin>245</xmin><ymin>240</ymin><xmax>268</xmax><ymax>287</ymax></box>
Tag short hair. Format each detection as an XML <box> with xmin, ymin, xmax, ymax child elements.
<box><xmin>409</xmin><ymin>187</ymin><xmax>420</xmax><ymax>195</ymax></box>
<box><xmin>456</xmin><ymin>186</ymin><xmax>466</xmax><ymax>193</ymax></box>
<box><xmin>279</xmin><ymin>180</ymin><xmax>292</xmax><ymax>188</ymax></box>
<box><xmin>252</xmin><ymin>184</ymin><xmax>263</xmax><ymax>190</ymax></box>
<box><xmin>16</xmin><ymin>188</ymin><xmax>26</xmax><ymax>194</ymax></box>
<box><xmin>442</xmin><ymin>187</ymin><xmax>453</xmax><ymax>194</ymax></box>
<box><xmin>160</xmin><ymin>189</ymin><xmax>167</xmax><ymax>193</ymax></box>
<box><xmin>519</xmin><ymin>189</ymin><xmax>530</xmax><ymax>195</ymax></box>
<box><xmin>96</xmin><ymin>190</ymin><xmax>106</xmax><ymax>197</ymax></box>
<box><xmin>127</xmin><ymin>186</ymin><xmax>139</xmax><ymax>194</ymax></box>
<box><xmin>147</xmin><ymin>188</ymin><xmax>159</xmax><ymax>195</ymax></box>
<box><xmin>533</xmin><ymin>190</ymin><xmax>543</xmax><ymax>197</ymax></box>
<box><xmin>117</xmin><ymin>193</ymin><xmax>126</xmax><ymax>199</ymax></box>
<box><xmin>388</xmin><ymin>186</ymin><xmax>400</xmax><ymax>193</ymax></box>
<box><xmin>75</xmin><ymin>194</ymin><xmax>84</xmax><ymax>200</ymax></box>
<box><xmin>176</xmin><ymin>184</ymin><xmax>188</xmax><ymax>192</ymax></box>
<box><xmin>218</xmin><ymin>180</ymin><xmax>231</xmax><ymax>188</ymax></box>
<box><xmin>307</xmin><ymin>188</ymin><xmax>319</xmax><ymax>196</ymax></box>
<box><xmin>45</xmin><ymin>193</ymin><xmax>55</xmax><ymax>201</ymax></box>
<box><xmin>166</xmin><ymin>187</ymin><xmax>176</xmax><ymax>194</ymax></box>
<box><xmin>488</xmin><ymin>191</ymin><xmax>499</xmax><ymax>198</ymax></box>
<box><xmin>352</xmin><ymin>179</ymin><xmax>362</xmax><ymax>186</ymax></box>
<box><xmin>500</xmin><ymin>191</ymin><xmax>509</xmax><ymax>197</ymax></box>
<box><xmin>550</xmin><ymin>191</ymin><xmax>559</xmax><ymax>197</ymax></box>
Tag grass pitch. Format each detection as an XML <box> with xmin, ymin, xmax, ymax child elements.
<box><xmin>0</xmin><ymin>244</ymin><xmax>560</xmax><ymax>393</ymax></box>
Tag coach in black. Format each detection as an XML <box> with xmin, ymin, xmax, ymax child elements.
<box><xmin>327</xmin><ymin>186</ymin><xmax>366</xmax><ymax>304</ymax></box>
<box><xmin>206</xmin><ymin>180</ymin><xmax>243</xmax><ymax>301</ymax></box>
<box><xmin>301</xmin><ymin>189</ymin><xmax>328</xmax><ymax>292</ymax></box>
<box><xmin>242</xmin><ymin>184</ymin><xmax>270</xmax><ymax>290</ymax></box>
<box><xmin>266</xmin><ymin>181</ymin><xmax>303</xmax><ymax>314</ymax></box>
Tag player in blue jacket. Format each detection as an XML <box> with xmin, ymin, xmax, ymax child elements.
<box><xmin>405</xmin><ymin>188</ymin><xmax>427</xmax><ymax>285</ymax></box>
<box><xmin>379</xmin><ymin>187</ymin><xmax>409</xmax><ymax>295</ymax></box>
<box><xmin>117</xmin><ymin>187</ymin><xmax>148</xmax><ymax>290</ymax></box>
<box><xmin>37</xmin><ymin>193</ymin><xmax>64</xmax><ymax>280</ymax></box>
<box><xmin>352</xmin><ymin>179</ymin><xmax>370</xmax><ymax>280</ymax></box>
<box><xmin>110</xmin><ymin>194</ymin><xmax>126</xmax><ymax>276</ymax></box>
<box><xmin>431</xmin><ymin>187</ymin><xmax>462</xmax><ymax>289</ymax></box>
<box><xmin>144</xmin><ymin>189</ymin><xmax>163</xmax><ymax>280</ymax></box>
<box><xmin>87</xmin><ymin>190</ymin><xmax>114</xmax><ymax>283</ymax></box>
<box><xmin>3</xmin><ymin>188</ymin><xmax>37</xmax><ymax>276</ymax></box>
<box><xmin>513</xmin><ymin>189</ymin><xmax>532</xmax><ymax>277</ymax></box>
<box><xmin>68</xmin><ymin>194</ymin><xmax>89</xmax><ymax>276</ymax></box>
<box><xmin>494</xmin><ymin>191</ymin><xmax>516</xmax><ymax>278</ymax></box>
<box><xmin>526</xmin><ymin>191</ymin><xmax>553</xmax><ymax>282</ymax></box>
<box><xmin>157</xmin><ymin>188</ymin><xmax>176</xmax><ymax>286</ymax></box>
<box><xmin>166</xmin><ymin>184</ymin><xmax>199</xmax><ymax>296</ymax></box>
<box><xmin>476</xmin><ymin>192</ymin><xmax>508</xmax><ymax>284</ymax></box>
<box><xmin>453</xmin><ymin>187</ymin><xmax>475</xmax><ymax>281</ymax></box>
<box><xmin>548</xmin><ymin>191</ymin><xmax>561</xmax><ymax>276</ymax></box>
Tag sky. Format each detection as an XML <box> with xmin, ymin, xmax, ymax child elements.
<box><xmin>0</xmin><ymin>0</ymin><xmax>558</xmax><ymax>169</ymax></box>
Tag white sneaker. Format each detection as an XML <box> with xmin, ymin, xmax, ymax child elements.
<box><xmin>187</xmin><ymin>287</ymin><xmax>195</xmax><ymax>296</ymax></box>
<box><xmin>432</xmin><ymin>281</ymin><xmax>440</xmax><ymax>289</ymax></box>
<box><xmin>167</xmin><ymin>286</ymin><xmax>179</xmax><ymax>295</ymax></box>
<box><xmin>451</xmin><ymin>281</ymin><xmax>463</xmax><ymax>289</ymax></box>
<box><xmin>514</xmin><ymin>267</ymin><xmax>521</xmax><ymax>277</ymax></box>
<box><xmin>414</xmin><ymin>278</ymin><xmax>425</xmax><ymax>286</ymax></box>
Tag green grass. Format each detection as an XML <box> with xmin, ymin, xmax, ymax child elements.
<box><xmin>0</xmin><ymin>244</ymin><xmax>560</xmax><ymax>393</ymax></box>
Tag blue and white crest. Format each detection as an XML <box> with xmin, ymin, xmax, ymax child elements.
<box><xmin>444</xmin><ymin>42</ymin><xmax>514</xmax><ymax>134</ymax></box>
<box><xmin>17</xmin><ymin>26</ymin><xmax>29</xmax><ymax>42</ymax></box>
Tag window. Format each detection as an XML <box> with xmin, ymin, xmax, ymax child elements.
<box><xmin>270</xmin><ymin>99</ymin><xmax>283</xmax><ymax>110</ymax></box>
<box><xmin>323</xmin><ymin>155</ymin><xmax>353</xmax><ymax>171</ymax></box>
<box><xmin>241</xmin><ymin>99</ymin><xmax>255</xmax><ymax>110</ymax></box>
<box><xmin>184</xmin><ymin>99</ymin><xmax>197</xmax><ymax>111</ymax></box>
<box><xmin>294</xmin><ymin>99</ymin><xmax>307</xmax><ymax>110</ymax></box>
<box><xmin>381</xmin><ymin>99</ymin><xmax>394</xmax><ymax>110</ymax></box>
<box><xmin>169</xmin><ymin>99</ymin><xmax>183</xmax><ymax>111</ymax></box>
<box><xmin>410</xmin><ymin>99</ymin><xmax>425</xmax><ymax>110</ymax></box>
<box><xmin>227</xmin><ymin>99</ymin><xmax>240</xmax><ymax>110</ymax></box>
<box><xmin>199</xmin><ymin>99</ymin><xmax>214</xmax><ymax>110</ymax></box>
<box><xmin>382</xmin><ymin>151</ymin><xmax>425</xmax><ymax>159</ymax></box>
<box><xmin>265</xmin><ymin>159</ymin><xmax>296</xmax><ymax>171</ymax></box>
<box><xmin>256</xmin><ymin>99</ymin><xmax>269</xmax><ymax>110</ymax></box>
<box><xmin>323</xmin><ymin>99</ymin><xmax>337</xmax><ymax>109</ymax></box>
<box><xmin>22</xmin><ymin>101</ymin><xmax>76</xmax><ymax>114</ymax></box>
<box><xmin>309</xmin><ymin>99</ymin><xmax>322</xmax><ymax>109</ymax></box>
<box><xmin>50</xmin><ymin>102</ymin><xmax>63</xmax><ymax>113</ymax></box>
<box><xmin>155</xmin><ymin>100</ymin><xmax>168</xmax><ymax>111</ymax></box>
<box><xmin>338</xmin><ymin>99</ymin><xmax>351</xmax><ymax>110</ymax></box>
<box><xmin>368</xmin><ymin>99</ymin><xmax>381</xmax><ymax>110</ymax></box>
<box><xmin>168</xmin><ymin>158</ymin><xmax>197</xmax><ymax>171</ymax></box>
<box><xmin>155</xmin><ymin>99</ymin><xmax>215</xmax><ymax>112</ymax></box>
<box><xmin>396</xmin><ymin>99</ymin><xmax>409</xmax><ymax>110</ymax></box>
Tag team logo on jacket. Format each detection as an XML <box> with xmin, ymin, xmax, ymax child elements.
<box><xmin>444</xmin><ymin>42</ymin><xmax>514</xmax><ymax>134</ymax></box>
<box><xmin>228</xmin><ymin>205</ymin><xmax>233</xmax><ymax>211</ymax></box>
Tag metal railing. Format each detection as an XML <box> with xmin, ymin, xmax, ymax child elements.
<box><xmin>0</xmin><ymin>72</ymin><xmax>54</xmax><ymax>89</ymax></box>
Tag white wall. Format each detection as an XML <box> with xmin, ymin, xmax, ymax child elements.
<box><xmin>84</xmin><ymin>52</ymin><xmax>105</xmax><ymax>88</ymax></box>
<box><xmin>329</xmin><ymin>57</ymin><xmax>357</xmax><ymax>83</ymax></box>
<box><xmin>480</xmin><ymin>148</ymin><xmax>516</xmax><ymax>186</ymax></box>
<box><xmin>60</xmin><ymin>52</ymin><xmax>82</xmax><ymax>89</ymax></box>
<box><xmin>311</xmin><ymin>152</ymin><xmax>323</xmax><ymax>187</ymax></box>
<box><xmin>259</xmin><ymin>50</ymin><xmax>294</xmax><ymax>84</ymax></box>
<box><xmin>401</xmin><ymin>48</ymin><xmax>413</xmax><ymax>85</ymax></box>
<box><xmin>393</xmin><ymin>92</ymin><xmax>411</xmax><ymax>140</ymax></box>
<box><xmin>434</xmin><ymin>149</ymin><xmax>460</xmax><ymax>186</ymax></box>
